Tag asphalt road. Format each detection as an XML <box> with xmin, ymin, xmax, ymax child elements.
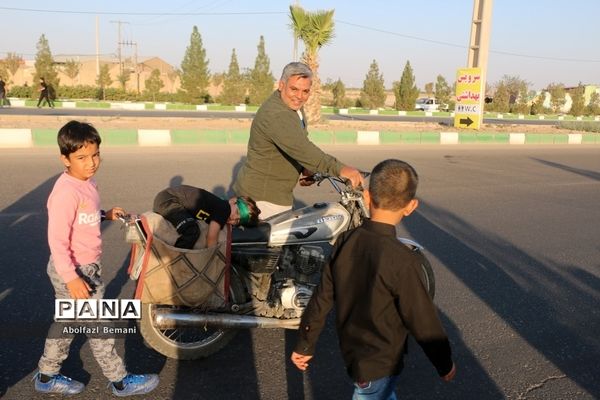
<box><xmin>0</xmin><ymin>106</ymin><xmax>561</xmax><ymax>126</ymax></box>
<box><xmin>0</xmin><ymin>145</ymin><xmax>598</xmax><ymax>399</ymax></box>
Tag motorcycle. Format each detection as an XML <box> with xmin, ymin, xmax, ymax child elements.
<box><xmin>121</xmin><ymin>173</ymin><xmax>435</xmax><ymax>360</ymax></box>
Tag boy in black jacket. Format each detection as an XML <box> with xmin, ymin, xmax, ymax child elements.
<box><xmin>291</xmin><ymin>159</ymin><xmax>456</xmax><ymax>399</ymax></box>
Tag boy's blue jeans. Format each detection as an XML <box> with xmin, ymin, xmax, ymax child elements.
<box><xmin>352</xmin><ymin>375</ymin><xmax>399</xmax><ymax>400</ymax></box>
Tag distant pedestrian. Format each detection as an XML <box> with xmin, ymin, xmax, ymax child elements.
<box><xmin>37</xmin><ymin>77</ymin><xmax>54</xmax><ymax>108</ymax></box>
<box><xmin>0</xmin><ymin>78</ymin><xmax>7</xmax><ymax>108</ymax></box>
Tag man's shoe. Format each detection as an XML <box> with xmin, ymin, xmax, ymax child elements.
<box><xmin>111</xmin><ymin>373</ymin><xmax>159</xmax><ymax>397</ymax></box>
<box><xmin>33</xmin><ymin>371</ymin><xmax>85</xmax><ymax>395</ymax></box>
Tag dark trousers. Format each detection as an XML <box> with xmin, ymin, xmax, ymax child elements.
<box><xmin>37</xmin><ymin>92</ymin><xmax>54</xmax><ymax>108</ymax></box>
<box><xmin>153</xmin><ymin>189</ymin><xmax>200</xmax><ymax>249</ymax></box>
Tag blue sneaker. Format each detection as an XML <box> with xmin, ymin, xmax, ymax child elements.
<box><xmin>33</xmin><ymin>371</ymin><xmax>85</xmax><ymax>395</ymax></box>
<box><xmin>111</xmin><ymin>373</ymin><xmax>159</xmax><ymax>397</ymax></box>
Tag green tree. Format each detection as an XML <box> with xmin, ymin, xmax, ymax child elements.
<box><xmin>248</xmin><ymin>36</ymin><xmax>275</xmax><ymax>105</ymax></box>
<box><xmin>144</xmin><ymin>69</ymin><xmax>164</xmax><ymax>102</ymax></box>
<box><xmin>490</xmin><ymin>82</ymin><xmax>510</xmax><ymax>112</ymax></box>
<box><xmin>497</xmin><ymin>75</ymin><xmax>529</xmax><ymax>109</ymax></box>
<box><xmin>512</xmin><ymin>86</ymin><xmax>530</xmax><ymax>115</ymax></box>
<box><xmin>96</xmin><ymin>64</ymin><xmax>112</xmax><ymax>100</ymax></box>
<box><xmin>220</xmin><ymin>49</ymin><xmax>246</xmax><ymax>105</ymax></box>
<box><xmin>547</xmin><ymin>83</ymin><xmax>566</xmax><ymax>113</ymax></box>
<box><xmin>63</xmin><ymin>59</ymin><xmax>81</xmax><ymax>85</ymax></box>
<box><xmin>33</xmin><ymin>34</ymin><xmax>59</xmax><ymax>91</ymax></box>
<box><xmin>424</xmin><ymin>82</ymin><xmax>434</xmax><ymax>97</ymax></box>
<box><xmin>434</xmin><ymin>75</ymin><xmax>452</xmax><ymax>107</ymax></box>
<box><xmin>584</xmin><ymin>92</ymin><xmax>600</xmax><ymax>116</ymax></box>
<box><xmin>180</xmin><ymin>25</ymin><xmax>210</xmax><ymax>104</ymax></box>
<box><xmin>568</xmin><ymin>84</ymin><xmax>585</xmax><ymax>116</ymax></box>
<box><xmin>359</xmin><ymin>60</ymin><xmax>386</xmax><ymax>109</ymax></box>
<box><xmin>393</xmin><ymin>61</ymin><xmax>419</xmax><ymax>111</ymax></box>
<box><xmin>4</xmin><ymin>52</ymin><xmax>23</xmax><ymax>82</ymax></box>
<box><xmin>530</xmin><ymin>91</ymin><xmax>547</xmax><ymax>115</ymax></box>
<box><xmin>0</xmin><ymin>61</ymin><xmax>7</xmax><ymax>82</ymax></box>
<box><xmin>331</xmin><ymin>78</ymin><xmax>347</xmax><ymax>108</ymax></box>
<box><xmin>211</xmin><ymin>72</ymin><xmax>225</xmax><ymax>87</ymax></box>
<box><xmin>117</xmin><ymin>70</ymin><xmax>131</xmax><ymax>90</ymax></box>
<box><xmin>289</xmin><ymin>5</ymin><xmax>335</xmax><ymax>123</ymax></box>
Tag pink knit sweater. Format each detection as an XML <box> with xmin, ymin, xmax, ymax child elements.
<box><xmin>47</xmin><ymin>172</ymin><xmax>102</xmax><ymax>283</ymax></box>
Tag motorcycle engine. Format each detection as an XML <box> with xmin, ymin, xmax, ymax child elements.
<box><xmin>273</xmin><ymin>245</ymin><xmax>326</xmax><ymax>313</ymax></box>
<box><xmin>233</xmin><ymin>245</ymin><xmax>327</xmax><ymax>318</ymax></box>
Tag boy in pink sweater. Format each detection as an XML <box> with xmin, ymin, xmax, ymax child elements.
<box><xmin>34</xmin><ymin>120</ymin><xmax>159</xmax><ymax>397</ymax></box>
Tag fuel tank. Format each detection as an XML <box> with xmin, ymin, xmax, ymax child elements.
<box><xmin>267</xmin><ymin>202</ymin><xmax>351</xmax><ymax>246</ymax></box>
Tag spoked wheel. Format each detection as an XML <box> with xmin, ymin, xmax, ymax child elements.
<box><xmin>139</xmin><ymin>274</ymin><xmax>246</xmax><ymax>360</ymax></box>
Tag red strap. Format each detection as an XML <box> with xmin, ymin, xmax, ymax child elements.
<box><xmin>127</xmin><ymin>244</ymin><xmax>136</xmax><ymax>275</ymax></box>
<box><xmin>224</xmin><ymin>224</ymin><xmax>232</xmax><ymax>303</ymax></box>
<box><xmin>134</xmin><ymin>216</ymin><xmax>154</xmax><ymax>300</ymax></box>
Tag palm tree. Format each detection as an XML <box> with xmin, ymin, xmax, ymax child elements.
<box><xmin>289</xmin><ymin>5</ymin><xmax>335</xmax><ymax>123</ymax></box>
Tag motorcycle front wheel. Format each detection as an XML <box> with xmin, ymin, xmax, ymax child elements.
<box><xmin>398</xmin><ymin>238</ymin><xmax>436</xmax><ymax>299</ymax></box>
<box><xmin>415</xmin><ymin>249</ymin><xmax>436</xmax><ymax>299</ymax></box>
<box><xmin>139</xmin><ymin>273</ymin><xmax>246</xmax><ymax>360</ymax></box>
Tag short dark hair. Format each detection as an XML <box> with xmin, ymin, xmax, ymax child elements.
<box><xmin>368</xmin><ymin>159</ymin><xmax>418</xmax><ymax>211</ymax></box>
<box><xmin>57</xmin><ymin>120</ymin><xmax>101</xmax><ymax>157</ymax></box>
<box><xmin>237</xmin><ymin>196</ymin><xmax>261</xmax><ymax>227</ymax></box>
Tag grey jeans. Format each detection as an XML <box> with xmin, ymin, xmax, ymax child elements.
<box><xmin>37</xmin><ymin>259</ymin><xmax>128</xmax><ymax>382</ymax></box>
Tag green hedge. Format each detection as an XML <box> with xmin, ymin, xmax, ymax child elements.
<box><xmin>558</xmin><ymin>121</ymin><xmax>600</xmax><ymax>133</ymax></box>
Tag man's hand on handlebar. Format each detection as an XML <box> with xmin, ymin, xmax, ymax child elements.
<box><xmin>299</xmin><ymin>168</ymin><xmax>316</xmax><ymax>186</ymax></box>
<box><xmin>339</xmin><ymin>166</ymin><xmax>366</xmax><ymax>189</ymax></box>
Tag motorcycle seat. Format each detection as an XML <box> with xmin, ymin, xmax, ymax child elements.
<box><xmin>232</xmin><ymin>222</ymin><xmax>271</xmax><ymax>244</ymax></box>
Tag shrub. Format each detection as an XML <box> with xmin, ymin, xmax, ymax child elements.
<box><xmin>7</xmin><ymin>85</ymin><xmax>33</xmax><ymax>98</ymax></box>
<box><xmin>558</xmin><ymin>121</ymin><xmax>600</xmax><ymax>133</ymax></box>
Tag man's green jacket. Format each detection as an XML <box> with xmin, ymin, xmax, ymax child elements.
<box><xmin>233</xmin><ymin>90</ymin><xmax>343</xmax><ymax>206</ymax></box>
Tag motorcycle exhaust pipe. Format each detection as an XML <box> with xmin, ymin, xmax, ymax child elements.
<box><xmin>153</xmin><ymin>309</ymin><xmax>301</xmax><ymax>330</ymax></box>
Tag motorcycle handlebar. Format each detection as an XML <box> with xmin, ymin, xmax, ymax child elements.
<box><xmin>312</xmin><ymin>171</ymin><xmax>370</xmax><ymax>184</ymax></box>
<box><xmin>311</xmin><ymin>171</ymin><xmax>370</xmax><ymax>195</ymax></box>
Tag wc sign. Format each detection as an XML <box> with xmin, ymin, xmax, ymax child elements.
<box><xmin>55</xmin><ymin>299</ymin><xmax>142</xmax><ymax>320</ymax></box>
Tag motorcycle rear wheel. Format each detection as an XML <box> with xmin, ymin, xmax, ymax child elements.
<box><xmin>139</xmin><ymin>273</ymin><xmax>246</xmax><ymax>360</ymax></box>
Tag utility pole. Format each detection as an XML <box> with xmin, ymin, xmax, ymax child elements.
<box><xmin>110</xmin><ymin>20</ymin><xmax>129</xmax><ymax>75</ymax></box>
<box><xmin>121</xmin><ymin>40</ymin><xmax>139</xmax><ymax>93</ymax></box>
<box><xmin>454</xmin><ymin>0</ymin><xmax>493</xmax><ymax>130</ymax></box>
<box><xmin>95</xmin><ymin>16</ymin><xmax>100</xmax><ymax>76</ymax></box>
<box><xmin>467</xmin><ymin>0</ymin><xmax>493</xmax><ymax>95</ymax></box>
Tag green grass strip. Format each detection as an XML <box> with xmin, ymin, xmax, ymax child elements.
<box><xmin>31</xmin><ymin>129</ymin><xmax>57</xmax><ymax>147</ymax></box>
<box><xmin>474</xmin><ymin>132</ymin><xmax>496</xmax><ymax>143</ymax></box>
<box><xmin>309</xmin><ymin>131</ymin><xmax>335</xmax><ymax>144</ymax></box>
<box><xmin>99</xmin><ymin>129</ymin><xmax>138</xmax><ymax>146</ymax></box>
<box><xmin>379</xmin><ymin>131</ymin><xmax>403</xmax><ymax>144</ymax></box>
<box><xmin>582</xmin><ymin>133</ymin><xmax>599</xmax><ymax>144</ymax></box>
<box><xmin>420</xmin><ymin>132</ymin><xmax>441</xmax><ymax>144</ymax></box>
<box><xmin>333</xmin><ymin>131</ymin><xmax>357</xmax><ymax>144</ymax></box>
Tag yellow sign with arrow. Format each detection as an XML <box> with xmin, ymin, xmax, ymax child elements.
<box><xmin>454</xmin><ymin>67</ymin><xmax>483</xmax><ymax>130</ymax></box>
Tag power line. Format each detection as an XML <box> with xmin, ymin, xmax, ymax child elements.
<box><xmin>3</xmin><ymin>6</ymin><xmax>599</xmax><ymax>64</ymax></box>
<box><xmin>0</xmin><ymin>6</ymin><xmax>284</xmax><ymax>16</ymax></box>
<box><xmin>337</xmin><ymin>19</ymin><xmax>600</xmax><ymax>63</ymax></box>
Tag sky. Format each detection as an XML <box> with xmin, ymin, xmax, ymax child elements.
<box><xmin>1</xmin><ymin>1</ymin><xmax>599</xmax><ymax>91</ymax></box>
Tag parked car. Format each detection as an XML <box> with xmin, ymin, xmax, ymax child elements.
<box><xmin>414</xmin><ymin>97</ymin><xmax>448</xmax><ymax>112</ymax></box>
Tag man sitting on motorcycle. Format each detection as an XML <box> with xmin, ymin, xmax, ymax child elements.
<box><xmin>153</xmin><ymin>185</ymin><xmax>260</xmax><ymax>249</ymax></box>
<box><xmin>232</xmin><ymin>61</ymin><xmax>364</xmax><ymax>218</ymax></box>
